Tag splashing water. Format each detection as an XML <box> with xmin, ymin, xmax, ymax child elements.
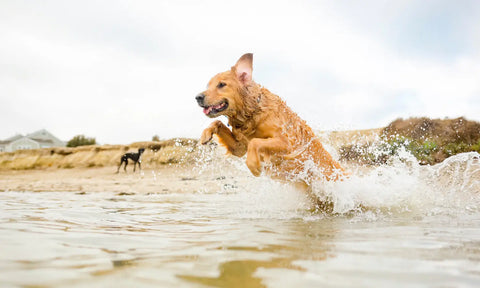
<box><xmin>195</xmin><ymin>142</ymin><xmax>480</xmax><ymax>218</ymax></box>
<box><xmin>318</xmin><ymin>150</ymin><xmax>480</xmax><ymax>215</ymax></box>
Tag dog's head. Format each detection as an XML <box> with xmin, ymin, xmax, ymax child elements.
<box><xmin>196</xmin><ymin>53</ymin><xmax>253</xmax><ymax>118</ymax></box>
<box><xmin>138</xmin><ymin>148</ymin><xmax>145</xmax><ymax>154</ymax></box>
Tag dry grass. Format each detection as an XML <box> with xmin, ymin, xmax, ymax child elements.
<box><xmin>340</xmin><ymin>117</ymin><xmax>480</xmax><ymax>165</ymax></box>
<box><xmin>383</xmin><ymin>117</ymin><xmax>480</xmax><ymax>145</ymax></box>
<box><xmin>0</xmin><ymin>139</ymin><xmax>198</xmax><ymax>170</ymax></box>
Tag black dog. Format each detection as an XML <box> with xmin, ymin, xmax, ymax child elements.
<box><xmin>116</xmin><ymin>148</ymin><xmax>145</xmax><ymax>173</ymax></box>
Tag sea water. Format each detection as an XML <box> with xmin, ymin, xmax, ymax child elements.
<box><xmin>0</xmin><ymin>149</ymin><xmax>479</xmax><ymax>287</ymax></box>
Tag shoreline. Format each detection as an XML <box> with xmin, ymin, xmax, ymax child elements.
<box><xmin>0</xmin><ymin>164</ymin><xmax>250</xmax><ymax>194</ymax></box>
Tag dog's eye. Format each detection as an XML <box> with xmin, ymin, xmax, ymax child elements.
<box><xmin>217</xmin><ymin>82</ymin><xmax>226</xmax><ymax>89</ymax></box>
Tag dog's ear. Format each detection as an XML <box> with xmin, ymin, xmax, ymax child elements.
<box><xmin>233</xmin><ymin>53</ymin><xmax>253</xmax><ymax>85</ymax></box>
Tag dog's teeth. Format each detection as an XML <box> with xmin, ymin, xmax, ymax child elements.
<box><xmin>203</xmin><ymin>102</ymin><xmax>226</xmax><ymax>115</ymax></box>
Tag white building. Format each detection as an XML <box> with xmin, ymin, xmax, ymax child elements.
<box><xmin>0</xmin><ymin>129</ymin><xmax>65</xmax><ymax>152</ymax></box>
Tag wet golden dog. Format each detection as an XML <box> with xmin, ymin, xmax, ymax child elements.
<box><xmin>196</xmin><ymin>53</ymin><xmax>345</xmax><ymax>186</ymax></box>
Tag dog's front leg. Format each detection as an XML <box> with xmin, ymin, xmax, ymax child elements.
<box><xmin>246</xmin><ymin>137</ymin><xmax>291</xmax><ymax>176</ymax></box>
<box><xmin>200</xmin><ymin>120</ymin><xmax>247</xmax><ymax>157</ymax></box>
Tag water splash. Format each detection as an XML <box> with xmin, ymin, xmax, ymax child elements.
<box><xmin>193</xmin><ymin>141</ymin><xmax>480</xmax><ymax>218</ymax></box>
<box><xmin>315</xmin><ymin>150</ymin><xmax>480</xmax><ymax>215</ymax></box>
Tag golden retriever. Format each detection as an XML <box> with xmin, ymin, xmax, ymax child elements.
<box><xmin>196</xmin><ymin>53</ymin><xmax>345</xmax><ymax>187</ymax></box>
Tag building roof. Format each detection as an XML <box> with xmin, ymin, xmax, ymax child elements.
<box><xmin>27</xmin><ymin>129</ymin><xmax>65</xmax><ymax>145</ymax></box>
<box><xmin>4</xmin><ymin>134</ymin><xmax>24</xmax><ymax>142</ymax></box>
<box><xmin>1</xmin><ymin>130</ymin><xmax>64</xmax><ymax>146</ymax></box>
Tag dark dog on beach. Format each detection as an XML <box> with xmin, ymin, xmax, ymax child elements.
<box><xmin>116</xmin><ymin>148</ymin><xmax>145</xmax><ymax>173</ymax></box>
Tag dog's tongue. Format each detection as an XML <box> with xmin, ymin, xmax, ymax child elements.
<box><xmin>203</xmin><ymin>107</ymin><xmax>213</xmax><ymax>115</ymax></box>
<box><xmin>203</xmin><ymin>102</ymin><xmax>226</xmax><ymax>115</ymax></box>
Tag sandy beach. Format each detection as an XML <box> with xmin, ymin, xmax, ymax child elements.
<box><xmin>1</xmin><ymin>166</ymin><xmax>188</xmax><ymax>194</ymax></box>
<box><xmin>0</xmin><ymin>163</ymin><xmax>257</xmax><ymax>195</ymax></box>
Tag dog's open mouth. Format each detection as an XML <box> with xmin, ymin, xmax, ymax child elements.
<box><xmin>203</xmin><ymin>100</ymin><xmax>228</xmax><ymax>116</ymax></box>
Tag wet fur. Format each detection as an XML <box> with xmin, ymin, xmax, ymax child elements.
<box><xmin>197</xmin><ymin>54</ymin><xmax>345</xmax><ymax>186</ymax></box>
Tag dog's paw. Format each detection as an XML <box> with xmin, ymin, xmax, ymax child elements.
<box><xmin>200</xmin><ymin>128</ymin><xmax>214</xmax><ymax>145</ymax></box>
<box><xmin>200</xmin><ymin>121</ymin><xmax>223</xmax><ymax>145</ymax></box>
<box><xmin>246</xmin><ymin>158</ymin><xmax>262</xmax><ymax>177</ymax></box>
<box><xmin>249</xmin><ymin>165</ymin><xmax>262</xmax><ymax>177</ymax></box>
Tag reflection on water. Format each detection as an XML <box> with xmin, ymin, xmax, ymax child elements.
<box><xmin>1</xmin><ymin>152</ymin><xmax>480</xmax><ymax>287</ymax></box>
<box><xmin>178</xmin><ymin>258</ymin><xmax>304</xmax><ymax>288</ymax></box>
<box><xmin>178</xmin><ymin>224</ymin><xmax>331</xmax><ymax>288</ymax></box>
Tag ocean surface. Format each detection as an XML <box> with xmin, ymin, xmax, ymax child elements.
<box><xmin>1</xmin><ymin>151</ymin><xmax>480</xmax><ymax>287</ymax></box>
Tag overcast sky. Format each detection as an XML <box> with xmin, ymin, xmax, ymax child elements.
<box><xmin>1</xmin><ymin>0</ymin><xmax>479</xmax><ymax>144</ymax></box>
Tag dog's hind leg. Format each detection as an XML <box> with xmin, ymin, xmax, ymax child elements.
<box><xmin>133</xmin><ymin>161</ymin><xmax>136</xmax><ymax>172</ymax></box>
<box><xmin>123</xmin><ymin>159</ymin><xmax>128</xmax><ymax>173</ymax></box>
<box><xmin>246</xmin><ymin>137</ymin><xmax>291</xmax><ymax>177</ymax></box>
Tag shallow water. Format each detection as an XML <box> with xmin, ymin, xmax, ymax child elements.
<box><xmin>1</xmin><ymin>152</ymin><xmax>480</xmax><ymax>287</ymax></box>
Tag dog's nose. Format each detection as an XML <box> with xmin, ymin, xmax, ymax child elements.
<box><xmin>195</xmin><ymin>93</ymin><xmax>205</xmax><ymax>105</ymax></box>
